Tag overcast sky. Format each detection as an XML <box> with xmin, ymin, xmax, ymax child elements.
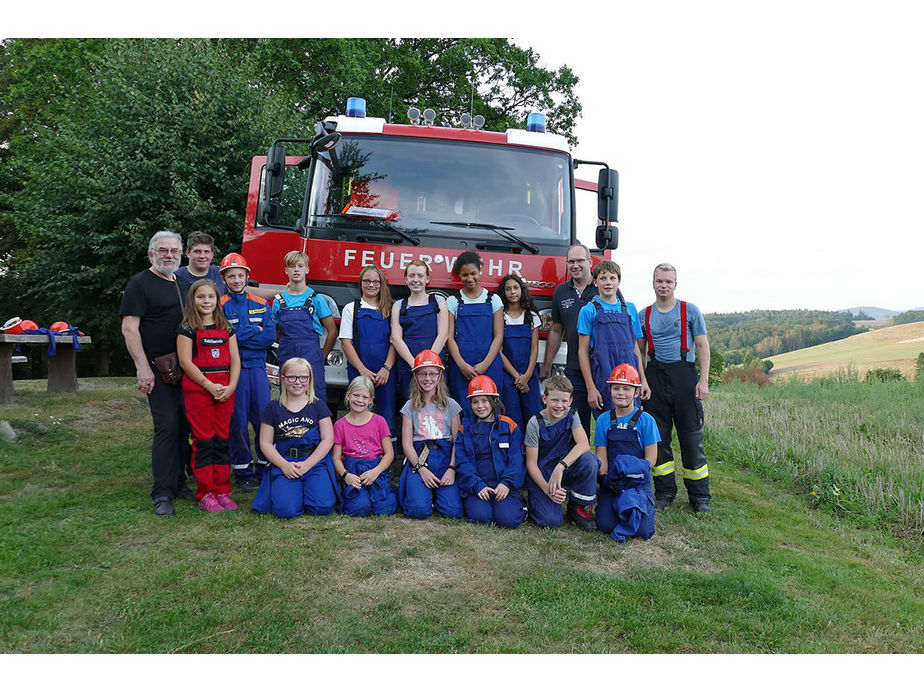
<box><xmin>10</xmin><ymin>2</ymin><xmax>923</xmax><ymax>315</ymax></box>
<box><xmin>520</xmin><ymin>4</ymin><xmax>924</xmax><ymax>313</ymax></box>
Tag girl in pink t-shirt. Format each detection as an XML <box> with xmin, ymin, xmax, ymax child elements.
<box><xmin>333</xmin><ymin>376</ymin><xmax>397</xmax><ymax>516</ymax></box>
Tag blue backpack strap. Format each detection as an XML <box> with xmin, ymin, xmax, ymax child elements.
<box><xmin>351</xmin><ymin>298</ymin><xmax>362</xmax><ymax>352</ymax></box>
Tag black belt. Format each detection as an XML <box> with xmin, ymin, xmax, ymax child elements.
<box><xmin>284</xmin><ymin>445</ymin><xmax>315</xmax><ymax>458</ymax></box>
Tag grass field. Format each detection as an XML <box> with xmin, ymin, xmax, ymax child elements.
<box><xmin>769</xmin><ymin>321</ymin><xmax>924</xmax><ymax>380</ymax></box>
<box><xmin>1</xmin><ymin>378</ymin><xmax>922</xmax><ymax>654</ymax></box>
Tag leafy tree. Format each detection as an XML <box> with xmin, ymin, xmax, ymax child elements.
<box><xmin>0</xmin><ymin>38</ymin><xmax>582</xmax><ymax>375</ymax></box>
<box><xmin>0</xmin><ymin>39</ymin><xmax>291</xmax><ymax>372</ymax></box>
<box><xmin>891</xmin><ymin>310</ymin><xmax>924</xmax><ymax>326</ymax></box>
<box><xmin>232</xmin><ymin>38</ymin><xmax>582</xmax><ymax>144</ymax></box>
<box><xmin>916</xmin><ymin>353</ymin><xmax>924</xmax><ymax>382</ymax></box>
<box><xmin>708</xmin><ymin>346</ymin><xmax>724</xmax><ymax>386</ymax></box>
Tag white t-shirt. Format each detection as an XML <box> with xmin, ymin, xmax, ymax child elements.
<box><xmin>445</xmin><ymin>288</ymin><xmax>503</xmax><ymax>317</ymax></box>
<box><xmin>504</xmin><ymin>310</ymin><xmax>543</xmax><ymax>329</ymax></box>
<box><xmin>339</xmin><ymin>299</ymin><xmax>391</xmax><ymax>342</ymax></box>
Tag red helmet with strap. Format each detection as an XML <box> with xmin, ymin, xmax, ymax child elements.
<box><xmin>412</xmin><ymin>349</ymin><xmax>444</xmax><ymax>371</ymax></box>
<box><xmin>467</xmin><ymin>375</ymin><xmax>499</xmax><ymax>398</ymax></box>
<box><xmin>49</xmin><ymin>321</ymin><xmax>71</xmax><ymax>332</ymax></box>
<box><xmin>20</xmin><ymin>319</ymin><xmax>38</xmax><ymax>331</ymax></box>
<box><xmin>219</xmin><ymin>252</ymin><xmax>250</xmax><ymax>274</ymax></box>
<box><xmin>607</xmin><ymin>363</ymin><xmax>641</xmax><ymax>387</ymax></box>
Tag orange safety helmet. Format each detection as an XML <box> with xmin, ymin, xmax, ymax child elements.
<box><xmin>412</xmin><ymin>349</ymin><xmax>444</xmax><ymax>371</ymax></box>
<box><xmin>20</xmin><ymin>319</ymin><xmax>38</xmax><ymax>331</ymax></box>
<box><xmin>607</xmin><ymin>363</ymin><xmax>641</xmax><ymax>387</ymax></box>
<box><xmin>1</xmin><ymin>317</ymin><xmax>23</xmax><ymax>334</ymax></box>
<box><xmin>49</xmin><ymin>321</ymin><xmax>71</xmax><ymax>332</ymax></box>
<box><xmin>219</xmin><ymin>252</ymin><xmax>250</xmax><ymax>274</ymax></box>
<box><xmin>467</xmin><ymin>375</ymin><xmax>499</xmax><ymax>398</ymax></box>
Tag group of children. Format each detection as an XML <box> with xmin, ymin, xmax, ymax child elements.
<box><xmin>174</xmin><ymin>248</ymin><xmax>660</xmax><ymax>542</ymax></box>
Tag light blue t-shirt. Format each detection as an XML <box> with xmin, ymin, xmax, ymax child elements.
<box><xmin>577</xmin><ymin>297</ymin><xmax>643</xmax><ymax>350</ymax></box>
<box><xmin>271</xmin><ymin>288</ymin><xmax>332</xmax><ymax>336</ymax></box>
<box><xmin>593</xmin><ymin>408</ymin><xmax>661</xmax><ymax>450</ymax></box>
<box><xmin>445</xmin><ymin>288</ymin><xmax>503</xmax><ymax>317</ymax></box>
<box><xmin>641</xmin><ymin>301</ymin><xmax>706</xmax><ymax>364</ymax></box>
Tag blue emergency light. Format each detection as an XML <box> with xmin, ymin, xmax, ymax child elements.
<box><xmin>346</xmin><ymin>97</ymin><xmax>366</xmax><ymax>118</ymax></box>
<box><xmin>526</xmin><ymin>112</ymin><xmax>546</xmax><ymax>133</ymax></box>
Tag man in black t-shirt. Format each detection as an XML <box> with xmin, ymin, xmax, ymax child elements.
<box><xmin>120</xmin><ymin>230</ymin><xmax>192</xmax><ymax>516</ymax></box>
<box><xmin>539</xmin><ymin>244</ymin><xmax>599</xmax><ymax>436</ymax></box>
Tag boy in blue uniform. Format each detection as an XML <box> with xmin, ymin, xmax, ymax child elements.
<box><xmin>272</xmin><ymin>251</ymin><xmax>338</xmax><ymax>406</ymax></box>
<box><xmin>219</xmin><ymin>253</ymin><xmax>275</xmax><ymax>490</ymax></box>
<box><xmin>577</xmin><ymin>261</ymin><xmax>649</xmax><ymax>414</ymax></box>
<box><xmin>524</xmin><ymin>374</ymin><xmax>601</xmax><ymax>531</ymax></box>
<box><xmin>593</xmin><ymin>364</ymin><xmax>660</xmax><ymax>542</ymax></box>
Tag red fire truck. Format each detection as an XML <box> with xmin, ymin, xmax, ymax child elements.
<box><xmin>241</xmin><ymin>98</ymin><xmax>619</xmax><ymax>407</ymax></box>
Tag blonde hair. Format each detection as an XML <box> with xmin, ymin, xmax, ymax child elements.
<box><xmin>653</xmin><ymin>262</ymin><xmax>677</xmax><ymax>280</ymax></box>
<box><xmin>543</xmin><ymin>374</ymin><xmax>574</xmax><ymax>396</ymax></box>
<box><xmin>279</xmin><ymin>358</ymin><xmax>317</xmax><ymax>407</ymax></box>
<box><xmin>410</xmin><ymin>368</ymin><xmax>449</xmax><ymax>411</ymax></box>
<box><xmin>358</xmin><ymin>265</ymin><xmax>393</xmax><ymax>318</ymax></box>
<box><xmin>284</xmin><ymin>250</ymin><xmax>309</xmax><ymax>267</ymax></box>
<box><xmin>181</xmin><ymin>280</ymin><xmax>231</xmax><ymax>332</ymax></box>
<box><xmin>346</xmin><ymin>375</ymin><xmax>375</xmax><ymax>400</ymax></box>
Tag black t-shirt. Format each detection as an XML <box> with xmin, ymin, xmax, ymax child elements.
<box><xmin>550</xmin><ymin>280</ymin><xmax>599</xmax><ymax>373</ymax></box>
<box><xmin>119</xmin><ymin>269</ymin><xmax>185</xmax><ymax>357</ymax></box>
<box><xmin>261</xmin><ymin>399</ymin><xmax>332</xmax><ymax>443</ymax></box>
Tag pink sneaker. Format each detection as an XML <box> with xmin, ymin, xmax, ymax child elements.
<box><xmin>198</xmin><ymin>493</ymin><xmax>224</xmax><ymax>513</ymax></box>
<box><xmin>215</xmin><ymin>493</ymin><xmax>238</xmax><ymax>511</ymax></box>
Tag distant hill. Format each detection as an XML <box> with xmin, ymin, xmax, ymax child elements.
<box><xmin>706</xmin><ymin>309</ymin><xmax>862</xmax><ymax>365</ymax></box>
<box><xmin>839</xmin><ymin>307</ymin><xmax>899</xmax><ymax>320</ymax></box>
<box><xmin>770</xmin><ymin>321</ymin><xmax>924</xmax><ymax>380</ymax></box>
<box><xmin>839</xmin><ymin>306</ymin><xmax>924</xmax><ymax>320</ymax></box>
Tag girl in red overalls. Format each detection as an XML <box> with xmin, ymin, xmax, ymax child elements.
<box><xmin>178</xmin><ymin>279</ymin><xmax>241</xmax><ymax>512</ymax></box>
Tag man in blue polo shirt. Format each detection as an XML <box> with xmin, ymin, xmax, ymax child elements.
<box><xmin>539</xmin><ymin>243</ymin><xmax>599</xmax><ymax>436</ymax></box>
<box><xmin>641</xmin><ymin>262</ymin><xmax>712</xmax><ymax>513</ymax></box>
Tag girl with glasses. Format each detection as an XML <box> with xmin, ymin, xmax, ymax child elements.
<box><xmin>252</xmin><ymin>358</ymin><xmax>338</xmax><ymax>518</ymax></box>
<box><xmin>396</xmin><ymin>350</ymin><xmax>463</xmax><ymax>520</ymax></box>
<box><xmin>339</xmin><ymin>265</ymin><xmax>397</xmax><ymax>435</ymax></box>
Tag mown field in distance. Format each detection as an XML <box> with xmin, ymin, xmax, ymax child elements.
<box><xmin>1</xmin><ymin>377</ymin><xmax>922</xmax><ymax>656</ymax></box>
<box><xmin>769</xmin><ymin>321</ymin><xmax>924</xmax><ymax>380</ymax></box>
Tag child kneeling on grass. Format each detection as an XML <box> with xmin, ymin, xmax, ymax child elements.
<box><xmin>524</xmin><ymin>374</ymin><xmax>601</xmax><ymax>531</ymax></box>
<box><xmin>397</xmin><ymin>350</ymin><xmax>464</xmax><ymax>520</ymax></box>
<box><xmin>333</xmin><ymin>376</ymin><xmax>398</xmax><ymax>517</ymax></box>
<box><xmin>593</xmin><ymin>364</ymin><xmax>659</xmax><ymax>542</ymax></box>
<box><xmin>252</xmin><ymin>358</ymin><xmax>338</xmax><ymax>519</ymax></box>
<box><xmin>454</xmin><ymin>376</ymin><xmax>527</xmax><ymax>529</ymax></box>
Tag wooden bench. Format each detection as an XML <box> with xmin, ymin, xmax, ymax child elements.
<box><xmin>0</xmin><ymin>333</ymin><xmax>92</xmax><ymax>405</ymax></box>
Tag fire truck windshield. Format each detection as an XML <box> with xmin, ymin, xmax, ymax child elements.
<box><xmin>305</xmin><ymin>135</ymin><xmax>573</xmax><ymax>251</ymax></box>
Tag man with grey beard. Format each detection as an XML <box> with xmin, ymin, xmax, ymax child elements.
<box><xmin>120</xmin><ymin>230</ymin><xmax>194</xmax><ymax>516</ymax></box>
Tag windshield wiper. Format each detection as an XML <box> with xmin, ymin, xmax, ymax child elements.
<box><xmin>429</xmin><ymin>221</ymin><xmax>539</xmax><ymax>254</ymax></box>
<box><xmin>312</xmin><ymin>214</ymin><xmax>421</xmax><ymax>246</ymax></box>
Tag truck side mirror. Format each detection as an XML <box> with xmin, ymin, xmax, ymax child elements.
<box><xmin>597</xmin><ymin>167</ymin><xmax>619</xmax><ymax>224</ymax></box>
<box><xmin>258</xmin><ymin>200</ymin><xmax>281</xmax><ymax>226</ymax></box>
<box><xmin>265</xmin><ymin>144</ymin><xmax>287</xmax><ymax>199</ymax></box>
<box><xmin>596</xmin><ymin>224</ymin><xmax>618</xmax><ymax>250</ymax></box>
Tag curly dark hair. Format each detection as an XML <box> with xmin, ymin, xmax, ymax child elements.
<box><xmin>452</xmin><ymin>251</ymin><xmax>483</xmax><ymax>275</ymax></box>
<box><xmin>498</xmin><ymin>273</ymin><xmax>539</xmax><ymax>319</ymax></box>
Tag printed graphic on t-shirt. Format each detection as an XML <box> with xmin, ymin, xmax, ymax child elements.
<box><xmin>417</xmin><ymin>410</ymin><xmax>445</xmax><ymax>440</ymax></box>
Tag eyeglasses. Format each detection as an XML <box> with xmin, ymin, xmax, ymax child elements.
<box><xmin>415</xmin><ymin>371</ymin><xmax>441</xmax><ymax>380</ymax></box>
<box><xmin>283</xmin><ymin>375</ymin><xmax>311</xmax><ymax>383</ymax></box>
<box><xmin>566</xmin><ymin>258</ymin><xmax>588</xmax><ymax>265</ymax></box>
<box><xmin>156</xmin><ymin>248</ymin><xmax>181</xmax><ymax>257</ymax></box>
<box><xmin>361</xmin><ymin>279</ymin><xmax>381</xmax><ymax>286</ymax></box>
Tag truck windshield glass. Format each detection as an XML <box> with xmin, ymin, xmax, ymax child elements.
<box><xmin>306</xmin><ymin>135</ymin><xmax>571</xmax><ymax>240</ymax></box>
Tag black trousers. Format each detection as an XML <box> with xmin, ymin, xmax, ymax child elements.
<box><xmin>146</xmin><ymin>376</ymin><xmax>190</xmax><ymax>500</ymax></box>
<box><xmin>645</xmin><ymin>360</ymin><xmax>711</xmax><ymax>503</ymax></box>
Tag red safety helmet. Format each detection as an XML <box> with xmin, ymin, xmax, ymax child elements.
<box><xmin>1</xmin><ymin>317</ymin><xmax>23</xmax><ymax>334</ymax></box>
<box><xmin>219</xmin><ymin>252</ymin><xmax>250</xmax><ymax>274</ymax></box>
<box><xmin>607</xmin><ymin>363</ymin><xmax>641</xmax><ymax>387</ymax></box>
<box><xmin>412</xmin><ymin>349</ymin><xmax>444</xmax><ymax>371</ymax></box>
<box><xmin>467</xmin><ymin>375</ymin><xmax>499</xmax><ymax>398</ymax></box>
<box><xmin>49</xmin><ymin>321</ymin><xmax>71</xmax><ymax>332</ymax></box>
<box><xmin>20</xmin><ymin>319</ymin><xmax>38</xmax><ymax>331</ymax></box>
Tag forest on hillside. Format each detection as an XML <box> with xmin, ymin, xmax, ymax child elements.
<box><xmin>706</xmin><ymin>309</ymin><xmax>863</xmax><ymax>365</ymax></box>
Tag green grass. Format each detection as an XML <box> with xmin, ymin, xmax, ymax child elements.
<box><xmin>1</xmin><ymin>378</ymin><xmax>923</xmax><ymax>652</ymax></box>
